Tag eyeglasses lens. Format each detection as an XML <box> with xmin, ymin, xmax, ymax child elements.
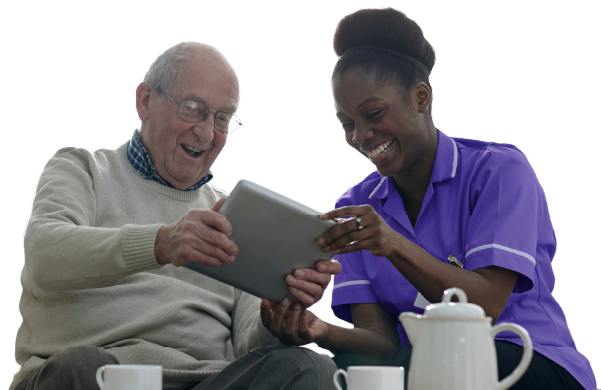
<box><xmin>177</xmin><ymin>100</ymin><xmax>240</xmax><ymax>133</ymax></box>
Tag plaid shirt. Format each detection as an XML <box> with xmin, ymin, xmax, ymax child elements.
<box><xmin>127</xmin><ymin>130</ymin><xmax>213</xmax><ymax>191</ymax></box>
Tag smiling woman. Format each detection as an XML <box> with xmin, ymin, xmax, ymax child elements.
<box><xmin>260</xmin><ymin>7</ymin><xmax>597</xmax><ymax>390</ymax></box>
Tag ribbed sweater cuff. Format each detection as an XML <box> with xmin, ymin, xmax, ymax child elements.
<box><xmin>123</xmin><ymin>224</ymin><xmax>164</xmax><ymax>273</ymax></box>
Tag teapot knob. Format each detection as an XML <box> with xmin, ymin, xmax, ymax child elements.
<box><xmin>442</xmin><ymin>288</ymin><xmax>468</xmax><ymax>304</ymax></box>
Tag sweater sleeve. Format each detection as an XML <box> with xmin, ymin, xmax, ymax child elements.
<box><xmin>24</xmin><ymin>148</ymin><xmax>162</xmax><ymax>291</ymax></box>
<box><xmin>230</xmin><ymin>289</ymin><xmax>280</xmax><ymax>358</ymax></box>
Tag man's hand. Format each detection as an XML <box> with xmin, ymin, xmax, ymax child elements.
<box><xmin>154</xmin><ymin>198</ymin><xmax>238</xmax><ymax>267</ymax></box>
<box><xmin>286</xmin><ymin>260</ymin><xmax>342</xmax><ymax>308</ymax></box>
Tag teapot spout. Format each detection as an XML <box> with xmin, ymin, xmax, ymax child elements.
<box><xmin>399</xmin><ymin>312</ymin><xmax>421</xmax><ymax>345</ymax></box>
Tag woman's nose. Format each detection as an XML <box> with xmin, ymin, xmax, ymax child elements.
<box><xmin>352</xmin><ymin>123</ymin><xmax>373</xmax><ymax>145</ymax></box>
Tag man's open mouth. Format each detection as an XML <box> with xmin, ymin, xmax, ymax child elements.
<box><xmin>181</xmin><ymin>144</ymin><xmax>203</xmax><ymax>157</ymax></box>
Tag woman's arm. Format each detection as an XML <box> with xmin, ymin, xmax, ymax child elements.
<box><xmin>260</xmin><ymin>300</ymin><xmax>400</xmax><ymax>359</ymax></box>
<box><xmin>323</xmin><ymin>303</ymin><xmax>401</xmax><ymax>359</ymax></box>
<box><xmin>388</xmin><ymin>239</ymin><xmax>517</xmax><ymax>323</ymax></box>
<box><xmin>317</xmin><ymin>206</ymin><xmax>518</xmax><ymax>324</ymax></box>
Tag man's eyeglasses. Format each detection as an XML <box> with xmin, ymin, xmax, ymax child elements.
<box><xmin>164</xmin><ymin>94</ymin><xmax>242</xmax><ymax>134</ymax></box>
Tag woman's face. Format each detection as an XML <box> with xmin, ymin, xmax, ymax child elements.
<box><xmin>333</xmin><ymin>70</ymin><xmax>432</xmax><ymax>178</ymax></box>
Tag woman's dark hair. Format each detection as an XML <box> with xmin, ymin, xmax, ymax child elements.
<box><xmin>332</xmin><ymin>8</ymin><xmax>436</xmax><ymax>97</ymax></box>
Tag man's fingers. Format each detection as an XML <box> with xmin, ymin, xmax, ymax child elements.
<box><xmin>287</xmin><ymin>274</ymin><xmax>322</xmax><ymax>302</ymax></box>
<box><xmin>211</xmin><ymin>198</ymin><xmax>227</xmax><ymax>211</ymax></box>
<box><xmin>284</xmin><ymin>261</ymin><xmax>342</xmax><ymax>308</ymax></box>
<box><xmin>196</xmin><ymin>210</ymin><xmax>234</xmax><ymax>239</ymax></box>
<box><xmin>292</xmin><ymin>268</ymin><xmax>331</xmax><ymax>288</ymax></box>
<box><xmin>316</xmin><ymin>260</ymin><xmax>342</xmax><ymax>275</ymax></box>
<box><xmin>194</xmin><ymin>223</ymin><xmax>238</xmax><ymax>256</ymax></box>
<box><xmin>288</xmin><ymin>282</ymin><xmax>317</xmax><ymax>307</ymax></box>
<box><xmin>186</xmin><ymin>237</ymin><xmax>236</xmax><ymax>264</ymax></box>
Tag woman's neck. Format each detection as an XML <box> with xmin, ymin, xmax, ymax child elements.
<box><xmin>392</xmin><ymin>125</ymin><xmax>438</xmax><ymax>226</ymax></box>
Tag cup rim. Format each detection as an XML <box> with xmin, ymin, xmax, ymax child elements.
<box><xmin>102</xmin><ymin>364</ymin><xmax>162</xmax><ymax>370</ymax></box>
<box><xmin>347</xmin><ymin>366</ymin><xmax>404</xmax><ymax>371</ymax></box>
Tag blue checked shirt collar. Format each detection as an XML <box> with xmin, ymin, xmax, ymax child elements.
<box><xmin>127</xmin><ymin>130</ymin><xmax>213</xmax><ymax>191</ymax></box>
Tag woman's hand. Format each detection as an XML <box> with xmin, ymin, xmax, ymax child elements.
<box><xmin>316</xmin><ymin>205</ymin><xmax>404</xmax><ymax>257</ymax></box>
<box><xmin>260</xmin><ymin>298</ymin><xmax>329</xmax><ymax>346</ymax></box>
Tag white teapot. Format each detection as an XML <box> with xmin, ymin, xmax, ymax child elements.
<box><xmin>399</xmin><ymin>288</ymin><xmax>532</xmax><ymax>390</ymax></box>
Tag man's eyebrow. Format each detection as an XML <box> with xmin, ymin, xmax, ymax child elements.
<box><xmin>336</xmin><ymin>97</ymin><xmax>386</xmax><ymax>116</ymax></box>
<box><xmin>183</xmin><ymin>93</ymin><xmax>237</xmax><ymax>113</ymax></box>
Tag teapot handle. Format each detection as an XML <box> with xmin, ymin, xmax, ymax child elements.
<box><xmin>490</xmin><ymin>323</ymin><xmax>533</xmax><ymax>390</ymax></box>
<box><xmin>442</xmin><ymin>287</ymin><xmax>468</xmax><ymax>304</ymax></box>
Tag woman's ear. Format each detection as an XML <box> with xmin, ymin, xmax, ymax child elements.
<box><xmin>414</xmin><ymin>82</ymin><xmax>433</xmax><ymax>113</ymax></box>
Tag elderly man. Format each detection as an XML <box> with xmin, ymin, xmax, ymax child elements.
<box><xmin>11</xmin><ymin>42</ymin><xmax>339</xmax><ymax>390</ymax></box>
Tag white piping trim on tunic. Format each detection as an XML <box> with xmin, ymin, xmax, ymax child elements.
<box><xmin>368</xmin><ymin>176</ymin><xmax>387</xmax><ymax>199</ymax></box>
<box><xmin>451</xmin><ymin>139</ymin><xmax>458</xmax><ymax>178</ymax></box>
<box><xmin>466</xmin><ymin>243</ymin><xmax>536</xmax><ymax>265</ymax></box>
<box><xmin>333</xmin><ymin>280</ymin><xmax>371</xmax><ymax>289</ymax></box>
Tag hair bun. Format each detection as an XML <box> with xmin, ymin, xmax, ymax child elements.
<box><xmin>333</xmin><ymin>8</ymin><xmax>435</xmax><ymax>72</ymax></box>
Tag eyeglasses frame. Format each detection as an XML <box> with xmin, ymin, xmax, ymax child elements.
<box><xmin>163</xmin><ymin>93</ymin><xmax>242</xmax><ymax>134</ymax></box>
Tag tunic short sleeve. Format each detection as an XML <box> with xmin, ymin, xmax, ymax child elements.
<box><xmin>464</xmin><ymin>148</ymin><xmax>552</xmax><ymax>293</ymax></box>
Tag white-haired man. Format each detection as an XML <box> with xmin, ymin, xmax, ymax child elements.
<box><xmin>11</xmin><ymin>42</ymin><xmax>339</xmax><ymax>390</ymax></box>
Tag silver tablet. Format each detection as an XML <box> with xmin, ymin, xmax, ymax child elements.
<box><xmin>183</xmin><ymin>180</ymin><xmax>337</xmax><ymax>303</ymax></box>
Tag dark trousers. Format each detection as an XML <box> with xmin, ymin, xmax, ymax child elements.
<box><xmin>15</xmin><ymin>345</ymin><xmax>337</xmax><ymax>390</ymax></box>
<box><xmin>333</xmin><ymin>341</ymin><xmax>584</xmax><ymax>390</ymax></box>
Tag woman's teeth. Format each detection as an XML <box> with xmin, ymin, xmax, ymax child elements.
<box><xmin>366</xmin><ymin>140</ymin><xmax>393</xmax><ymax>160</ymax></box>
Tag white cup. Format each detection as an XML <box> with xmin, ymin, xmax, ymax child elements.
<box><xmin>333</xmin><ymin>366</ymin><xmax>404</xmax><ymax>390</ymax></box>
<box><xmin>96</xmin><ymin>364</ymin><xmax>162</xmax><ymax>390</ymax></box>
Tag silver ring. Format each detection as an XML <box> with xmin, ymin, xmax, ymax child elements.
<box><xmin>356</xmin><ymin>218</ymin><xmax>364</xmax><ymax>230</ymax></box>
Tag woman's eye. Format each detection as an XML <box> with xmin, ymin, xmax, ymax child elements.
<box><xmin>367</xmin><ymin>110</ymin><xmax>382</xmax><ymax>118</ymax></box>
<box><xmin>341</xmin><ymin>122</ymin><xmax>354</xmax><ymax>131</ymax></box>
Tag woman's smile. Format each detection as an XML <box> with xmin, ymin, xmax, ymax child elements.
<box><xmin>363</xmin><ymin>139</ymin><xmax>394</xmax><ymax>162</ymax></box>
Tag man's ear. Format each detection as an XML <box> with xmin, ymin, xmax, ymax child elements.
<box><xmin>136</xmin><ymin>82</ymin><xmax>152</xmax><ymax>121</ymax></box>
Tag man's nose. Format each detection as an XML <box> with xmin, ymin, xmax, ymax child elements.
<box><xmin>192</xmin><ymin>116</ymin><xmax>215</xmax><ymax>144</ymax></box>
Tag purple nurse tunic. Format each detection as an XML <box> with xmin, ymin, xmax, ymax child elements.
<box><xmin>331</xmin><ymin>130</ymin><xmax>596</xmax><ymax>389</ymax></box>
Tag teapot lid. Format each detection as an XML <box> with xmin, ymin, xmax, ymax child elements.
<box><xmin>423</xmin><ymin>288</ymin><xmax>485</xmax><ymax>318</ymax></box>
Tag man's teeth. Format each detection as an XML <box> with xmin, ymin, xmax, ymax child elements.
<box><xmin>183</xmin><ymin>144</ymin><xmax>201</xmax><ymax>153</ymax></box>
<box><xmin>366</xmin><ymin>140</ymin><xmax>393</xmax><ymax>159</ymax></box>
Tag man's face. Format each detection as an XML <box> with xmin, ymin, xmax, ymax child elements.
<box><xmin>137</xmin><ymin>49</ymin><xmax>239</xmax><ymax>189</ymax></box>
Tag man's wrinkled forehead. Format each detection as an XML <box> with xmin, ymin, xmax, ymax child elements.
<box><xmin>173</xmin><ymin>47</ymin><xmax>239</xmax><ymax>112</ymax></box>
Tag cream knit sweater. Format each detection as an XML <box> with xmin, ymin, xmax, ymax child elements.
<box><xmin>11</xmin><ymin>143</ymin><xmax>278</xmax><ymax>389</ymax></box>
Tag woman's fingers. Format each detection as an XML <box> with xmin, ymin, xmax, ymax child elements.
<box><xmin>259</xmin><ymin>299</ymin><xmax>273</xmax><ymax>329</ymax></box>
<box><xmin>318</xmin><ymin>214</ymin><xmax>376</xmax><ymax>248</ymax></box>
<box><xmin>283</xmin><ymin>303</ymin><xmax>303</xmax><ymax>344</ymax></box>
<box><xmin>298</xmin><ymin>310</ymin><xmax>310</xmax><ymax>337</ymax></box>
<box><xmin>322</xmin><ymin>229</ymin><xmax>373</xmax><ymax>253</ymax></box>
<box><xmin>269</xmin><ymin>298</ymin><xmax>291</xmax><ymax>339</ymax></box>
<box><xmin>318</xmin><ymin>205</ymin><xmax>374</xmax><ymax>221</ymax></box>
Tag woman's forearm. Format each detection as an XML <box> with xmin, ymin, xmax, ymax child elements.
<box><xmin>318</xmin><ymin>323</ymin><xmax>401</xmax><ymax>360</ymax></box>
<box><xmin>388</xmin><ymin>237</ymin><xmax>517</xmax><ymax>323</ymax></box>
